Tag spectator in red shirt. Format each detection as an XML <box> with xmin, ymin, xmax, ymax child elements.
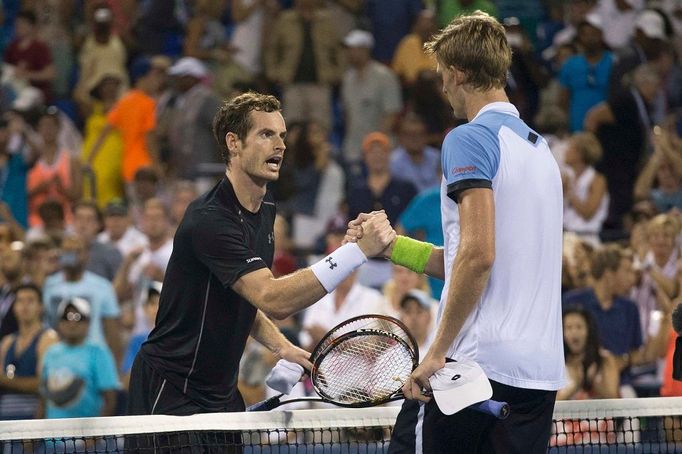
<box><xmin>3</xmin><ymin>11</ymin><xmax>56</xmax><ymax>103</ymax></box>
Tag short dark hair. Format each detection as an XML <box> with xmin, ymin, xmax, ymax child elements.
<box><xmin>17</xmin><ymin>10</ymin><xmax>37</xmax><ymax>25</ymax></box>
<box><xmin>212</xmin><ymin>92</ymin><xmax>281</xmax><ymax>167</ymax></box>
<box><xmin>590</xmin><ymin>245</ymin><xmax>625</xmax><ymax>280</ymax></box>
<box><xmin>14</xmin><ymin>282</ymin><xmax>42</xmax><ymax>301</ymax></box>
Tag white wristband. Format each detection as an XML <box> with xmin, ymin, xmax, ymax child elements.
<box><xmin>310</xmin><ymin>243</ymin><xmax>368</xmax><ymax>293</ymax></box>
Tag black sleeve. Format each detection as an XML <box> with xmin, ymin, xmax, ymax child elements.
<box><xmin>191</xmin><ymin>209</ymin><xmax>268</xmax><ymax>287</ymax></box>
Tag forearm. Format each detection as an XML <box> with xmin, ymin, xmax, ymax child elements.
<box><xmin>0</xmin><ymin>375</ymin><xmax>40</xmax><ymax>393</ymax></box>
<box><xmin>250</xmin><ymin>310</ymin><xmax>291</xmax><ymax>354</ymax></box>
<box><xmin>104</xmin><ymin>318</ymin><xmax>123</xmax><ymax>366</ymax></box>
<box><xmin>429</xmin><ymin>250</ymin><xmax>492</xmax><ymax>355</ymax></box>
<box><xmin>633</xmin><ymin>160</ymin><xmax>658</xmax><ymax>201</ymax></box>
<box><xmin>650</xmin><ymin>270</ymin><xmax>678</xmax><ymax>298</ymax></box>
<box><xmin>100</xmin><ymin>391</ymin><xmax>117</xmax><ymax>416</ymax></box>
<box><xmin>423</xmin><ymin>247</ymin><xmax>445</xmax><ymax>280</ymax></box>
<box><xmin>257</xmin><ymin>269</ymin><xmax>327</xmax><ymax>319</ymax></box>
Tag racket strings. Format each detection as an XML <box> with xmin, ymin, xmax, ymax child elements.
<box><xmin>315</xmin><ymin>334</ymin><xmax>414</xmax><ymax>405</ymax></box>
<box><xmin>315</xmin><ymin>317</ymin><xmax>414</xmax><ymax>361</ymax></box>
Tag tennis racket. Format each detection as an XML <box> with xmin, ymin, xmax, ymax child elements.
<box><xmin>248</xmin><ymin>315</ymin><xmax>510</xmax><ymax>419</ymax></box>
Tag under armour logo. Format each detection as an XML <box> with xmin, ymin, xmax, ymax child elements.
<box><xmin>451</xmin><ymin>374</ymin><xmax>461</xmax><ymax>381</ymax></box>
<box><xmin>326</xmin><ymin>257</ymin><xmax>338</xmax><ymax>270</ymax></box>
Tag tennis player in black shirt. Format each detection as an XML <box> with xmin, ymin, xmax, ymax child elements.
<box><xmin>127</xmin><ymin>92</ymin><xmax>395</xmax><ymax>417</ymax></box>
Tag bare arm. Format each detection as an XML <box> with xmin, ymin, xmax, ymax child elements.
<box><xmin>403</xmin><ymin>188</ymin><xmax>495</xmax><ymax>401</ymax></box>
<box><xmin>232</xmin><ymin>215</ymin><xmax>394</xmax><ymax>320</ymax></box>
<box><xmin>566</xmin><ymin>173</ymin><xmax>607</xmax><ymax>220</ymax></box>
<box><xmin>634</xmin><ymin>152</ymin><xmax>661</xmax><ymax>202</ymax></box>
<box><xmin>99</xmin><ymin>390</ymin><xmax>117</xmax><ymax>416</ymax></box>
<box><xmin>85</xmin><ymin>124</ymin><xmax>113</xmax><ymax>165</ymax></box>
<box><xmin>583</xmin><ymin>102</ymin><xmax>615</xmax><ymax>133</ymax></box>
<box><xmin>103</xmin><ymin>317</ymin><xmax>123</xmax><ymax>367</ymax></box>
<box><xmin>250</xmin><ymin>310</ymin><xmax>312</xmax><ymax>370</ymax></box>
<box><xmin>594</xmin><ymin>353</ymin><xmax>621</xmax><ymax>399</ymax></box>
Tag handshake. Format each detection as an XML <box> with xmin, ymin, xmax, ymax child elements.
<box><xmin>342</xmin><ymin>210</ymin><xmax>396</xmax><ymax>258</ymax></box>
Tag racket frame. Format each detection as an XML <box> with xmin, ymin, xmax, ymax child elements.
<box><xmin>310</xmin><ymin>328</ymin><xmax>418</xmax><ymax>407</ymax></box>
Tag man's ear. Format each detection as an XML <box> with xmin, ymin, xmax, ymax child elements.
<box><xmin>450</xmin><ymin>66</ymin><xmax>467</xmax><ymax>87</ymax></box>
<box><xmin>226</xmin><ymin>132</ymin><xmax>240</xmax><ymax>159</ymax></box>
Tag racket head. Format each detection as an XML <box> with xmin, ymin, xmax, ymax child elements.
<box><xmin>311</xmin><ymin>328</ymin><xmax>418</xmax><ymax>407</ymax></box>
<box><xmin>310</xmin><ymin>314</ymin><xmax>419</xmax><ymax>364</ymax></box>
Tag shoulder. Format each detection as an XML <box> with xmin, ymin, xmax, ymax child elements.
<box><xmin>563</xmin><ymin>287</ymin><xmax>595</xmax><ymax>304</ymax></box>
<box><xmin>43</xmin><ymin>273</ymin><xmax>63</xmax><ymax>289</ymax></box>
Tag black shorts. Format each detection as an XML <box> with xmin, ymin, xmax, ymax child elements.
<box><xmin>126</xmin><ymin>354</ymin><xmax>243</xmax><ymax>453</ymax></box>
<box><xmin>388</xmin><ymin>379</ymin><xmax>557</xmax><ymax>454</ymax></box>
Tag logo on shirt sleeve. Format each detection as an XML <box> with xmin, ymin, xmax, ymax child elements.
<box><xmin>246</xmin><ymin>257</ymin><xmax>262</xmax><ymax>264</ymax></box>
<box><xmin>452</xmin><ymin>165</ymin><xmax>477</xmax><ymax>176</ymax></box>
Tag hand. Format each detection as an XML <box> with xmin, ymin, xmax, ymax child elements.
<box><xmin>343</xmin><ymin>211</ymin><xmax>384</xmax><ymax>244</ymax></box>
<box><xmin>125</xmin><ymin>247</ymin><xmax>145</xmax><ymax>264</ymax></box>
<box><xmin>276</xmin><ymin>342</ymin><xmax>313</xmax><ymax>372</ymax></box>
<box><xmin>356</xmin><ymin>212</ymin><xmax>397</xmax><ymax>257</ymax></box>
<box><xmin>402</xmin><ymin>351</ymin><xmax>445</xmax><ymax>403</ymax></box>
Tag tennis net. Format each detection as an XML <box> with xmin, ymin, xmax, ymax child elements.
<box><xmin>2</xmin><ymin>397</ymin><xmax>682</xmax><ymax>453</ymax></box>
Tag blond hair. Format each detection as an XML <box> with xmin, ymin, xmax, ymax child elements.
<box><xmin>424</xmin><ymin>11</ymin><xmax>511</xmax><ymax>90</ymax></box>
<box><xmin>571</xmin><ymin>132</ymin><xmax>603</xmax><ymax>166</ymax></box>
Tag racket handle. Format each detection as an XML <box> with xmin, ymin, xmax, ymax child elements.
<box><xmin>247</xmin><ymin>394</ymin><xmax>283</xmax><ymax>412</ymax></box>
<box><xmin>471</xmin><ymin>399</ymin><xmax>510</xmax><ymax>419</ymax></box>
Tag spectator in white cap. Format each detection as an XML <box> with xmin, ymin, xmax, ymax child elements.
<box><xmin>156</xmin><ymin>57</ymin><xmax>222</xmax><ymax>183</ymax></box>
<box><xmin>341</xmin><ymin>29</ymin><xmax>402</xmax><ymax>166</ymax></box>
<box><xmin>594</xmin><ymin>0</ymin><xmax>644</xmax><ymax>50</ymax></box>
<box><xmin>610</xmin><ymin>9</ymin><xmax>669</xmax><ymax>97</ymax></box>
<box><xmin>399</xmin><ymin>289</ymin><xmax>436</xmax><ymax>356</ymax></box>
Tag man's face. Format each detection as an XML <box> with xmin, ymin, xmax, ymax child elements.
<box><xmin>104</xmin><ymin>214</ymin><xmax>129</xmax><ymax>240</ymax></box>
<box><xmin>577</xmin><ymin>24</ymin><xmax>603</xmax><ymax>53</ymax></box>
<box><xmin>230</xmin><ymin>111</ymin><xmax>287</xmax><ymax>184</ymax></box>
<box><xmin>73</xmin><ymin>207</ymin><xmax>100</xmax><ymax>241</ymax></box>
<box><xmin>13</xmin><ymin>289</ymin><xmax>42</xmax><ymax>324</ymax></box>
<box><xmin>400</xmin><ymin>299</ymin><xmax>431</xmax><ymax>342</ymax></box>
<box><xmin>142</xmin><ymin>206</ymin><xmax>168</xmax><ymax>241</ymax></box>
<box><xmin>0</xmin><ymin>249</ymin><xmax>23</xmax><ymax>281</ymax></box>
<box><xmin>399</xmin><ymin>120</ymin><xmax>428</xmax><ymax>154</ymax></box>
<box><xmin>437</xmin><ymin>62</ymin><xmax>466</xmax><ymax>119</ymax></box>
<box><xmin>363</xmin><ymin>143</ymin><xmax>391</xmax><ymax>173</ymax></box>
<box><xmin>60</xmin><ymin>236</ymin><xmax>88</xmax><ymax>274</ymax></box>
<box><xmin>58</xmin><ymin>310</ymin><xmax>89</xmax><ymax>344</ymax></box>
<box><xmin>613</xmin><ymin>258</ymin><xmax>636</xmax><ymax>295</ymax></box>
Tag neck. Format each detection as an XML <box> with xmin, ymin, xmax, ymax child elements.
<box><xmin>65</xmin><ymin>269</ymin><xmax>84</xmax><ymax>282</ymax></box>
<box><xmin>567</xmin><ymin>352</ymin><xmax>585</xmax><ymax>366</ymax></box>
<box><xmin>18</xmin><ymin>320</ymin><xmax>40</xmax><ymax>336</ymax></box>
<box><xmin>594</xmin><ymin>280</ymin><xmax>614</xmax><ymax>310</ymax></box>
<box><xmin>465</xmin><ymin>89</ymin><xmax>509</xmax><ymax>122</ymax></box>
<box><xmin>148</xmin><ymin>235</ymin><xmax>167</xmax><ymax>250</ymax></box>
<box><xmin>226</xmin><ymin>169</ymin><xmax>266</xmax><ymax>213</ymax></box>
<box><xmin>654</xmin><ymin>250</ymin><xmax>671</xmax><ymax>267</ymax></box>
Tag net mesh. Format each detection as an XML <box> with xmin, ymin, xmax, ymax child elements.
<box><xmin>3</xmin><ymin>398</ymin><xmax>682</xmax><ymax>453</ymax></box>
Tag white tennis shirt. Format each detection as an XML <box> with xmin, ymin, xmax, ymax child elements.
<box><xmin>439</xmin><ymin>102</ymin><xmax>565</xmax><ymax>391</ymax></box>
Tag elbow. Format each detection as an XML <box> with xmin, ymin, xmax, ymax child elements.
<box><xmin>256</xmin><ymin>286</ymin><xmax>293</xmax><ymax>320</ymax></box>
<box><xmin>463</xmin><ymin>247</ymin><xmax>495</xmax><ymax>273</ymax></box>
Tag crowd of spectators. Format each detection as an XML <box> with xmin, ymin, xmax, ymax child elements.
<box><xmin>1</xmin><ymin>0</ymin><xmax>682</xmax><ymax>420</ymax></box>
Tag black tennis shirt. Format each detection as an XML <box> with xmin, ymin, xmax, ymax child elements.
<box><xmin>140</xmin><ymin>177</ymin><xmax>275</xmax><ymax>411</ymax></box>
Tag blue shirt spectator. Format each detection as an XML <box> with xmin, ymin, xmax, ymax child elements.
<box><xmin>41</xmin><ymin>341</ymin><xmax>119</xmax><ymax>418</ymax></box>
<box><xmin>563</xmin><ymin>288</ymin><xmax>643</xmax><ymax>357</ymax></box>
<box><xmin>559</xmin><ymin>51</ymin><xmax>614</xmax><ymax>132</ymax></box>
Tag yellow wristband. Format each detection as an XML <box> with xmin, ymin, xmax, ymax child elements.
<box><xmin>390</xmin><ymin>235</ymin><xmax>433</xmax><ymax>274</ymax></box>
